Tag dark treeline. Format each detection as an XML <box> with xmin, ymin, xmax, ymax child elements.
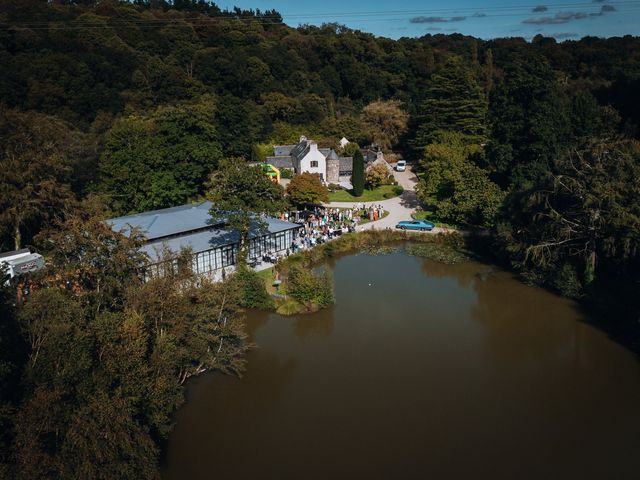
<box><xmin>1</xmin><ymin>1</ymin><xmax>640</xmax><ymax>477</ymax></box>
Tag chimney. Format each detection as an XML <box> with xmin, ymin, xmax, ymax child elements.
<box><xmin>299</xmin><ymin>135</ymin><xmax>307</xmax><ymax>143</ymax></box>
<box><xmin>309</xmin><ymin>141</ymin><xmax>318</xmax><ymax>152</ymax></box>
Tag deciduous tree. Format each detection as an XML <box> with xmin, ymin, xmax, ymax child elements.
<box><xmin>366</xmin><ymin>162</ymin><xmax>392</xmax><ymax>189</ymax></box>
<box><xmin>99</xmin><ymin>99</ymin><xmax>222</xmax><ymax>215</ymax></box>
<box><xmin>417</xmin><ymin>132</ymin><xmax>504</xmax><ymax>227</ymax></box>
<box><xmin>206</xmin><ymin>159</ymin><xmax>287</xmax><ymax>262</ymax></box>
<box><xmin>0</xmin><ymin>108</ymin><xmax>78</xmax><ymax>250</ymax></box>
<box><xmin>361</xmin><ymin>100</ymin><xmax>409</xmax><ymax>151</ymax></box>
<box><xmin>286</xmin><ymin>172</ymin><xmax>329</xmax><ymax>206</ymax></box>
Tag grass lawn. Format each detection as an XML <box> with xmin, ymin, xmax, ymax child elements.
<box><xmin>256</xmin><ymin>267</ymin><xmax>278</xmax><ymax>294</ymax></box>
<box><xmin>327</xmin><ymin>184</ymin><xmax>401</xmax><ymax>202</ymax></box>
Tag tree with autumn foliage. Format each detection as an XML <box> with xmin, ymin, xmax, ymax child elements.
<box><xmin>2</xmin><ymin>209</ymin><xmax>249</xmax><ymax>479</ymax></box>
<box><xmin>0</xmin><ymin>107</ymin><xmax>85</xmax><ymax>250</ymax></box>
<box><xmin>361</xmin><ymin>100</ymin><xmax>409</xmax><ymax>151</ymax></box>
<box><xmin>286</xmin><ymin>172</ymin><xmax>329</xmax><ymax>206</ymax></box>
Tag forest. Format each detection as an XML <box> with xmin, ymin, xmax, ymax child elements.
<box><xmin>1</xmin><ymin>0</ymin><xmax>639</xmax><ymax>478</ymax></box>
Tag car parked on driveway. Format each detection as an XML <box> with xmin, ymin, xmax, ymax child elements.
<box><xmin>395</xmin><ymin>160</ymin><xmax>406</xmax><ymax>172</ymax></box>
<box><xmin>395</xmin><ymin>219</ymin><xmax>434</xmax><ymax>231</ymax></box>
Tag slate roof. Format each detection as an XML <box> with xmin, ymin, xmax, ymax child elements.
<box><xmin>265</xmin><ymin>156</ymin><xmax>294</xmax><ymax>169</ymax></box>
<box><xmin>272</xmin><ymin>140</ymin><xmax>346</xmax><ymax>170</ymax></box>
<box><xmin>319</xmin><ymin>149</ymin><xmax>341</xmax><ymax>161</ymax></box>
<box><xmin>274</xmin><ymin>145</ymin><xmax>295</xmax><ymax>156</ymax></box>
<box><xmin>290</xmin><ymin>141</ymin><xmax>310</xmax><ymax>160</ymax></box>
<box><xmin>339</xmin><ymin>156</ymin><xmax>353</xmax><ymax>171</ymax></box>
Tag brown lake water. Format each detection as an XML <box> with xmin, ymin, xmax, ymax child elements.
<box><xmin>164</xmin><ymin>250</ymin><xmax>640</xmax><ymax>479</ymax></box>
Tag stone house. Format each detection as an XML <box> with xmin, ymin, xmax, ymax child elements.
<box><xmin>266</xmin><ymin>136</ymin><xmax>353</xmax><ymax>185</ymax></box>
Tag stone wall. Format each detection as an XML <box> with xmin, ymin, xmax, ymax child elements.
<box><xmin>326</xmin><ymin>158</ymin><xmax>340</xmax><ymax>184</ymax></box>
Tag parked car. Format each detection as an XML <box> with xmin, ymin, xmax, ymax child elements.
<box><xmin>395</xmin><ymin>160</ymin><xmax>406</xmax><ymax>172</ymax></box>
<box><xmin>395</xmin><ymin>219</ymin><xmax>435</xmax><ymax>231</ymax></box>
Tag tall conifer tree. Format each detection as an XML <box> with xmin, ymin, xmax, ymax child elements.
<box><xmin>413</xmin><ymin>56</ymin><xmax>488</xmax><ymax>151</ymax></box>
<box><xmin>352</xmin><ymin>150</ymin><xmax>365</xmax><ymax>197</ymax></box>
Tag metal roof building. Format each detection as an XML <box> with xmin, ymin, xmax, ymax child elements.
<box><xmin>108</xmin><ymin>201</ymin><xmax>301</xmax><ymax>276</ymax></box>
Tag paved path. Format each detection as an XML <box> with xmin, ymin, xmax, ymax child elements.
<box><xmin>324</xmin><ymin>165</ymin><xmax>450</xmax><ymax>234</ymax></box>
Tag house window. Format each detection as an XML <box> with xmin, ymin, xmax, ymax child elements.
<box><xmin>310</xmin><ymin>160</ymin><xmax>318</xmax><ymax>168</ymax></box>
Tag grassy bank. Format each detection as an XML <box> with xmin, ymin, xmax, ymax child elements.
<box><xmin>257</xmin><ymin>230</ymin><xmax>470</xmax><ymax>315</ymax></box>
<box><xmin>277</xmin><ymin>229</ymin><xmax>468</xmax><ymax>271</ymax></box>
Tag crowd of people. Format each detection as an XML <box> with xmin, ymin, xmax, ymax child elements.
<box><xmin>288</xmin><ymin>204</ymin><xmax>386</xmax><ymax>251</ymax></box>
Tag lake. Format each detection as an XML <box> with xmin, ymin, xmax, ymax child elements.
<box><xmin>164</xmin><ymin>250</ymin><xmax>640</xmax><ymax>479</ymax></box>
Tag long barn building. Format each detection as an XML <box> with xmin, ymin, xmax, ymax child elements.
<box><xmin>108</xmin><ymin>201</ymin><xmax>301</xmax><ymax>277</ymax></box>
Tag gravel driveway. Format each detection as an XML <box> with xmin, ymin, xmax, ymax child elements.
<box><xmin>324</xmin><ymin>165</ymin><xmax>450</xmax><ymax>234</ymax></box>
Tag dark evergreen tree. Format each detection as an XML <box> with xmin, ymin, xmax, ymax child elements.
<box><xmin>413</xmin><ymin>56</ymin><xmax>488</xmax><ymax>151</ymax></box>
<box><xmin>352</xmin><ymin>150</ymin><xmax>365</xmax><ymax>197</ymax></box>
<box><xmin>486</xmin><ymin>53</ymin><xmax>571</xmax><ymax>190</ymax></box>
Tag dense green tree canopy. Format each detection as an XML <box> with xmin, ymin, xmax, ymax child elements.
<box><xmin>1</xmin><ymin>1</ymin><xmax>640</xmax><ymax>477</ymax></box>
<box><xmin>486</xmin><ymin>53</ymin><xmax>571</xmax><ymax>189</ymax></box>
<box><xmin>417</xmin><ymin>132</ymin><xmax>504</xmax><ymax>228</ymax></box>
<box><xmin>99</xmin><ymin>98</ymin><xmax>222</xmax><ymax>215</ymax></box>
<box><xmin>413</xmin><ymin>56</ymin><xmax>488</xmax><ymax>150</ymax></box>
<box><xmin>206</xmin><ymin>158</ymin><xmax>287</xmax><ymax>260</ymax></box>
<box><xmin>0</xmin><ymin>108</ymin><xmax>84</xmax><ymax>249</ymax></box>
<box><xmin>3</xmin><ymin>211</ymin><xmax>248</xmax><ymax>479</ymax></box>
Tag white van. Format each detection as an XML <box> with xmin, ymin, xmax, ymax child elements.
<box><xmin>395</xmin><ymin>160</ymin><xmax>406</xmax><ymax>172</ymax></box>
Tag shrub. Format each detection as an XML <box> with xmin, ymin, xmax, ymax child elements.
<box><xmin>233</xmin><ymin>265</ymin><xmax>274</xmax><ymax>309</ymax></box>
<box><xmin>552</xmin><ymin>263</ymin><xmax>584</xmax><ymax>299</ymax></box>
<box><xmin>280</xmin><ymin>168</ymin><xmax>294</xmax><ymax>179</ymax></box>
<box><xmin>286</xmin><ymin>265</ymin><xmax>334</xmax><ymax>310</ymax></box>
<box><xmin>276</xmin><ymin>297</ymin><xmax>302</xmax><ymax>315</ymax></box>
<box><xmin>366</xmin><ymin>162</ymin><xmax>392</xmax><ymax>188</ymax></box>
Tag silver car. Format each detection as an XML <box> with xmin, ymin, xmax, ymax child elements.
<box><xmin>395</xmin><ymin>160</ymin><xmax>406</xmax><ymax>172</ymax></box>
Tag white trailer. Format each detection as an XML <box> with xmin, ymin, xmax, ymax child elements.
<box><xmin>0</xmin><ymin>248</ymin><xmax>45</xmax><ymax>283</ymax></box>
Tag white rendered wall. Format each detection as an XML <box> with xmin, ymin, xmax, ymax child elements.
<box><xmin>298</xmin><ymin>143</ymin><xmax>327</xmax><ymax>181</ymax></box>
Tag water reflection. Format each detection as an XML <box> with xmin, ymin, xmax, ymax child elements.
<box><xmin>293</xmin><ymin>308</ymin><xmax>335</xmax><ymax>338</ymax></box>
<box><xmin>165</xmin><ymin>251</ymin><xmax>640</xmax><ymax>480</ymax></box>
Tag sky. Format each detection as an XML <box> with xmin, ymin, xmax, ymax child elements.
<box><xmin>215</xmin><ymin>0</ymin><xmax>640</xmax><ymax>40</ymax></box>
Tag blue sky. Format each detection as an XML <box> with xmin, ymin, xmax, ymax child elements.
<box><xmin>216</xmin><ymin>0</ymin><xmax>640</xmax><ymax>40</ymax></box>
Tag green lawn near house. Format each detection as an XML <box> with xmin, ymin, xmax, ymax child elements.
<box><xmin>327</xmin><ymin>184</ymin><xmax>402</xmax><ymax>202</ymax></box>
